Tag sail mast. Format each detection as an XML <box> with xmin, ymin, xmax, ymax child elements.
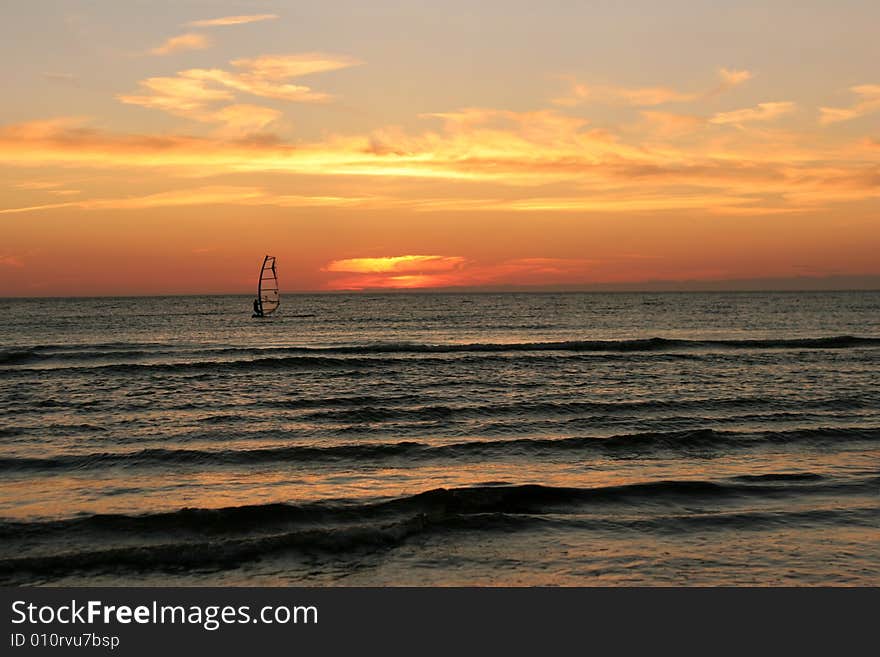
<box><xmin>256</xmin><ymin>255</ymin><xmax>279</xmax><ymax>315</ymax></box>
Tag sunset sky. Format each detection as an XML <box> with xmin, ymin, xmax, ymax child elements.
<box><xmin>1</xmin><ymin>1</ymin><xmax>878</xmax><ymax>295</ymax></box>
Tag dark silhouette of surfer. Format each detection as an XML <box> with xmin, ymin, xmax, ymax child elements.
<box><xmin>252</xmin><ymin>298</ymin><xmax>263</xmax><ymax>317</ymax></box>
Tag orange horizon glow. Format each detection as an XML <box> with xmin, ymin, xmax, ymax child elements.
<box><xmin>1</xmin><ymin>4</ymin><xmax>879</xmax><ymax>296</ymax></box>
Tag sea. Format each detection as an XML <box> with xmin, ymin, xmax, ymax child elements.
<box><xmin>0</xmin><ymin>291</ymin><xmax>878</xmax><ymax>586</ymax></box>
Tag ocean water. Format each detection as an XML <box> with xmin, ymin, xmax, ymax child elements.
<box><xmin>0</xmin><ymin>291</ymin><xmax>878</xmax><ymax>586</ymax></box>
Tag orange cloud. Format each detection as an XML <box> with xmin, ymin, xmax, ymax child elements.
<box><xmin>553</xmin><ymin>67</ymin><xmax>753</xmax><ymax>107</ymax></box>
<box><xmin>323</xmin><ymin>255</ymin><xmax>468</xmax><ymax>289</ymax></box>
<box><xmin>718</xmin><ymin>67</ymin><xmax>752</xmax><ymax>87</ymax></box>
<box><xmin>118</xmin><ymin>83</ymin><xmax>278</xmax><ymax>136</ymax></box>
<box><xmin>710</xmin><ymin>101</ymin><xmax>796</xmax><ymax>126</ymax></box>
<box><xmin>187</xmin><ymin>14</ymin><xmax>279</xmax><ymax>27</ymax></box>
<box><xmin>150</xmin><ymin>33</ymin><xmax>211</xmax><ymax>56</ymax></box>
<box><xmin>0</xmin><ymin>186</ymin><xmax>393</xmax><ymax>215</ymax></box>
<box><xmin>706</xmin><ymin>68</ymin><xmax>754</xmax><ymax>97</ymax></box>
<box><xmin>12</xmin><ymin>178</ymin><xmax>81</xmax><ymax>198</ymax></box>
<box><xmin>820</xmin><ymin>84</ymin><xmax>880</xmax><ymax>124</ymax></box>
<box><xmin>0</xmin><ymin>186</ymin><xmax>265</xmax><ymax>215</ymax></box>
<box><xmin>483</xmin><ymin>194</ymin><xmax>762</xmax><ymax>213</ymax></box>
<box><xmin>117</xmin><ymin>52</ymin><xmax>360</xmax><ymax>131</ymax></box>
<box><xmin>231</xmin><ymin>53</ymin><xmax>362</xmax><ymax>80</ymax></box>
<box><xmin>118</xmin><ymin>76</ymin><xmax>234</xmax><ymax>114</ymax></box>
<box><xmin>0</xmin><ymin>255</ymin><xmax>25</xmax><ymax>268</ymax></box>
<box><xmin>323</xmin><ymin>255</ymin><xmax>466</xmax><ymax>274</ymax></box>
<box><xmin>181</xmin><ymin>68</ymin><xmax>329</xmax><ymax>103</ymax></box>
<box><xmin>322</xmin><ymin>256</ymin><xmax>607</xmax><ymax>290</ymax></box>
<box><xmin>175</xmin><ymin>53</ymin><xmax>362</xmax><ymax>104</ymax></box>
<box><xmin>15</xmin><ymin>180</ymin><xmax>62</xmax><ymax>190</ymax></box>
<box><xmin>552</xmin><ymin>80</ymin><xmax>697</xmax><ymax>107</ymax></box>
<box><xmin>206</xmin><ymin>104</ymin><xmax>282</xmax><ymax>135</ymax></box>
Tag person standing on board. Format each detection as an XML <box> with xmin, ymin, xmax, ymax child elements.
<box><xmin>253</xmin><ymin>297</ymin><xmax>263</xmax><ymax>317</ymax></box>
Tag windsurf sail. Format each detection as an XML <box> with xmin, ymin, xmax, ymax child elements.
<box><xmin>255</xmin><ymin>255</ymin><xmax>279</xmax><ymax>316</ymax></box>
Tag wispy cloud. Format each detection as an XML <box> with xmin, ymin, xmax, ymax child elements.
<box><xmin>14</xmin><ymin>179</ymin><xmax>81</xmax><ymax>196</ymax></box>
<box><xmin>718</xmin><ymin>68</ymin><xmax>752</xmax><ymax>87</ymax></box>
<box><xmin>118</xmin><ymin>76</ymin><xmax>234</xmax><ymax>114</ymax></box>
<box><xmin>710</xmin><ymin>101</ymin><xmax>796</xmax><ymax>126</ymax></box>
<box><xmin>187</xmin><ymin>14</ymin><xmax>279</xmax><ymax>27</ymax></box>
<box><xmin>0</xmin><ymin>185</ymin><xmax>390</xmax><ymax>215</ymax></box>
<box><xmin>0</xmin><ymin>186</ymin><xmax>263</xmax><ymax>215</ymax></box>
<box><xmin>181</xmin><ymin>54</ymin><xmax>357</xmax><ymax>103</ymax></box>
<box><xmin>820</xmin><ymin>84</ymin><xmax>880</xmax><ymax>124</ymax></box>
<box><xmin>150</xmin><ymin>33</ymin><xmax>211</xmax><ymax>56</ymax></box>
<box><xmin>234</xmin><ymin>53</ymin><xmax>361</xmax><ymax>80</ymax></box>
<box><xmin>477</xmin><ymin>194</ymin><xmax>764</xmax><ymax>214</ymax></box>
<box><xmin>15</xmin><ymin>180</ymin><xmax>61</xmax><ymax>190</ymax></box>
<box><xmin>0</xmin><ymin>255</ymin><xmax>25</xmax><ymax>268</ymax></box>
<box><xmin>552</xmin><ymin>79</ymin><xmax>696</xmax><ymax>107</ymax></box>
<box><xmin>118</xmin><ymin>52</ymin><xmax>360</xmax><ymax>132</ymax></box>
<box><xmin>552</xmin><ymin>67</ymin><xmax>753</xmax><ymax>108</ymax></box>
<box><xmin>707</xmin><ymin>67</ymin><xmax>753</xmax><ymax>96</ymax></box>
<box><xmin>207</xmin><ymin>104</ymin><xmax>282</xmax><ymax>135</ymax></box>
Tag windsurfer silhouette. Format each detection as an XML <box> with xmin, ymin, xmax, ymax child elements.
<box><xmin>252</xmin><ymin>298</ymin><xmax>263</xmax><ymax>317</ymax></box>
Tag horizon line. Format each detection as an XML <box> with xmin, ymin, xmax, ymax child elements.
<box><xmin>4</xmin><ymin>286</ymin><xmax>880</xmax><ymax>300</ymax></box>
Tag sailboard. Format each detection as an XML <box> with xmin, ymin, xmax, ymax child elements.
<box><xmin>252</xmin><ymin>255</ymin><xmax>279</xmax><ymax>318</ymax></box>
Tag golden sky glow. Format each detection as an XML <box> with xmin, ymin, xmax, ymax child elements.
<box><xmin>1</xmin><ymin>1</ymin><xmax>878</xmax><ymax>295</ymax></box>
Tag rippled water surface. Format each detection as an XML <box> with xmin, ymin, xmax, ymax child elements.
<box><xmin>1</xmin><ymin>291</ymin><xmax>878</xmax><ymax>585</ymax></box>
